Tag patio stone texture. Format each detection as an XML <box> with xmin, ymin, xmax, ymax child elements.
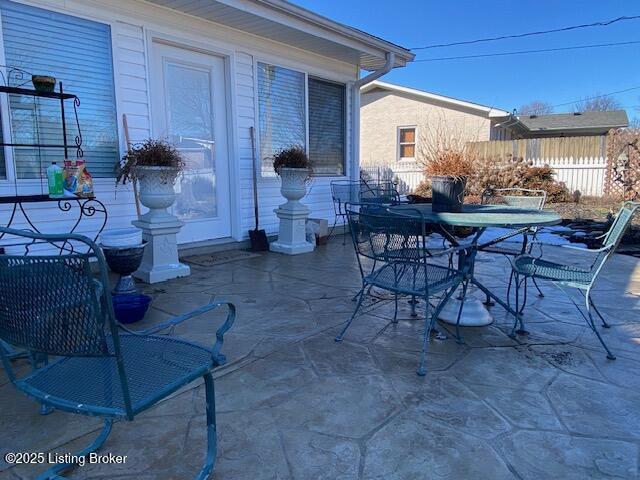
<box><xmin>1</xmin><ymin>235</ymin><xmax>640</xmax><ymax>479</ymax></box>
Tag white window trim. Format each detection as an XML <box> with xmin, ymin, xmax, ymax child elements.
<box><xmin>397</xmin><ymin>125</ymin><xmax>417</xmax><ymax>162</ymax></box>
<box><xmin>254</xmin><ymin>59</ymin><xmax>347</xmax><ymax>179</ymax></box>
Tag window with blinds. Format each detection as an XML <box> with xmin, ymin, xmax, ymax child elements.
<box><xmin>257</xmin><ymin>62</ymin><xmax>305</xmax><ymax>176</ymax></box>
<box><xmin>0</xmin><ymin>0</ymin><xmax>118</xmax><ymax>179</ymax></box>
<box><xmin>257</xmin><ymin>62</ymin><xmax>346</xmax><ymax>177</ymax></box>
<box><xmin>308</xmin><ymin>78</ymin><xmax>345</xmax><ymax>175</ymax></box>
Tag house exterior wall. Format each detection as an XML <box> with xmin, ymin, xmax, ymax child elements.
<box><xmin>360</xmin><ymin>89</ymin><xmax>492</xmax><ymax>167</ymax></box>
<box><xmin>0</xmin><ymin>0</ymin><xmax>358</xmax><ymax>248</ymax></box>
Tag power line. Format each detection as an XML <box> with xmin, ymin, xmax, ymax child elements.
<box><xmin>413</xmin><ymin>40</ymin><xmax>640</xmax><ymax>62</ymax></box>
<box><xmin>550</xmin><ymin>87</ymin><xmax>640</xmax><ymax>108</ymax></box>
<box><xmin>410</xmin><ymin>15</ymin><xmax>640</xmax><ymax>50</ymax></box>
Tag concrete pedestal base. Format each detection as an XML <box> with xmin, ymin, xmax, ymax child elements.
<box><xmin>270</xmin><ymin>204</ymin><xmax>314</xmax><ymax>255</ymax></box>
<box><xmin>438</xmin><ymin>288</ymin><xmax>494</xmax><ymax>326</ymax></box>
<box><xmin>132</xmin><ymin>215</ymin><xmax>190</xmax><ymax>284</ymax></box>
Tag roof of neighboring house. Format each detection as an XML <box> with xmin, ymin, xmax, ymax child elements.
<box><xmin>145</xmin><ymin>0</ymin><xmax>415</xmax><ymax>70</ymax></box>
<box><xmin>361</xmin><ymin>80</ymin><xmax>511</xmax><ymax>117</ymax></box>
<box><xmin>515</xmin><ymin>110</ymin><xmax>629</xmax><ymax>133</ymax></box>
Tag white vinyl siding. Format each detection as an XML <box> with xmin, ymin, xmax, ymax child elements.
<box><xmin>0</xmin><ymin>0</ymin><xmax>118</xmax><ymax>178</ymax></box>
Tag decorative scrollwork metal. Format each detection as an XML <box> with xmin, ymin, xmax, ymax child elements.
<box><xmin>73</xmin><ymin>96</ymin><xmax>84</xmax><ymax>158</ymax></box>
<box><xmin>0</xmin><ymin>197</ymin><xmax>108</xmax><ymax>255</ymax></box>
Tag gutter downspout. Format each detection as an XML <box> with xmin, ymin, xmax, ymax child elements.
<box><xmin>350</xmin><ymin>52</ymin><xmax>395</xmax><ymax>181</ymax></box>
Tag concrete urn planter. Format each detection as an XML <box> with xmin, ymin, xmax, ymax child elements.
<box><xmin>134</xmin><ymin>166</ymin><xmax>180</xmax><ymax>221</ymax></box>
<box><xmin>278</xmin><ymin>167</ymin><xmax>309</xmax><ymax>206</ymax></box>
<box><xmin>270</xmin><ymin>167</ymin><xmax>314</xmax><ymax>255</ymax></box>
<box><xmin>131</xmin><ymin>165</ymin><xmax>190</xmax><ymax>283</ymax></box>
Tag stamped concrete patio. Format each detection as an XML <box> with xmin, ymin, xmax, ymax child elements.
<box><xmin>2</xmin><ymin>235</ymin><xmax>640</xmax><ymax>479</ymax></box>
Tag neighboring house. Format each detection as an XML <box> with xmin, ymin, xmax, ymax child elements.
<box><xmin>0</xmin><ymin>0</ymin><xmax>413</xmax><ymax>247</ymax></box>
<box><xmin>360</xmin><ymin>80</ymin><xmax>510</xmax><ymax>167</ymax></box>
<box><xmin>498</xmin><ymin>110</ymin><xmax>629</xmax><ymax>139</ymax></box>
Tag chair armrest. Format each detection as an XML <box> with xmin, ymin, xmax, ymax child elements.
<box><xmin>118</xmin><ymin>301</ymin><xmax>236</xmax><ymax>367</ymax></box>
<box><xmin>561</xmin><ymin>244</ymin><xmax>612</xmax><ymax>254</ymax></box>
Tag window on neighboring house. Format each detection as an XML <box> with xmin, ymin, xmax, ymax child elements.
<box><xmin>0</xmin><ymin>0</ymin><xmax>118</xmax><ymax>179</ymax></box>
<box><xmin>398</xmin><ymin>127</ymin><xmax>416</xmax><ymax>161</ymax></box>
<box><xmin>257</xmin><ymin>62</ymin><xmax>346</xmax><ymax>176</ymax></box>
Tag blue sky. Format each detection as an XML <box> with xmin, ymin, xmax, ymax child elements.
<box><xmin>293</xmin><ymin>0</ymin><xmax>640</xmax><ymax>121</ymax></box>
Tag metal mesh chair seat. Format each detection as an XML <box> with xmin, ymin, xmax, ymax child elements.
<box><xmin>0</xmin><ymin>228</ymin><xmax>237</xmax><ymax>478</ymax></box>
<box><xmin>367</xmin><ymin>262</ymin><xmax>462</xmax><ymax>297</ymax></box>
<box><xmin>20</xmin><ymin>334</ymin><xmax>214</xmax><ymax>416</ymax></box>
<box><xmin>513</xmin><ymin>255</ymin><xmax>592</xmax><ymax>286</ymax></box>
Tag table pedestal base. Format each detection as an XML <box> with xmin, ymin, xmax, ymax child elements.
<box><xmin>438</xmin><ymin>294</ymin><xmax>493</xmax><ymax>326</ymax></box>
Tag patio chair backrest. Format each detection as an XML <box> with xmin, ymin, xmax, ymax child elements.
<box><xmin>602</xmin><ymin>202</ymin><xmax>639</xmax><ymax>250</ymax></box>
<box><xmin>345</xmin><ymin>204</ymin><xmax>425</xmax><ymax>264</ymax></box>
<box><xmin>482</xmin><ymin>188</ymin><xmax>547</xmax><ymax>211</ymax></box>
<box><xmin>589</xmin><ymin>201</ymin><xmax>640</xmax><ymax>284</ymax></box>
<box><xmin>360</xmin><ymin>179</ymin><xmax>400</xmax><ymax>205</ymax></box>
<box><xmin>0</xmin><ymin>229</ymin><xmax>122</xmax><ymax>355</ymax></box>
<box><xmin>331</xmin><ymin>180</ymin><xmax>361</xmax><ymax>215</ymax></box>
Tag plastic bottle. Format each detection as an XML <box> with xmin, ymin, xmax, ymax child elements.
<box><xmin>46</xmin><ymin>162</ymin><xmax>64</xmax><ymax>198</ymax></box>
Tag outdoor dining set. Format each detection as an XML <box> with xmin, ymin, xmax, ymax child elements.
<box><xmin>0</xmin><ymin>180</ymin><xmax>637</xmax><ymax>479</ymax></box>
<box><xmin>330</xmin><ymin>179</ymin><xmax>639</xmax><ymax>375</ymax></box>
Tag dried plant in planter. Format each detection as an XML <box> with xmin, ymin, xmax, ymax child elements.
<box><xmin>116</xmin><ymin>139</ymin><xmax>185</xmax><ymax>185</ymax></box>
<box><xmin>272</xmin><ymin>146</ymin><xmax>313</xmax><ymax>180</ymax></box>
<box><xmin>423</xmin><ymin>148</ymin><xmax>475</xmax><ymax>179</ymax></box>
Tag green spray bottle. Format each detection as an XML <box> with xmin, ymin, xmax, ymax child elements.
<box><xmin>47</xmin><ymin>162</ymin><xmax>64</xmax><ymax>198</ymax></box>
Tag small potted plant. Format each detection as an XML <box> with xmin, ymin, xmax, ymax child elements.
<box><xmin>272</xmin><ymin>146</ymin><xmax>313</xmax><ymax>206</ymax></box>
<box><xmin>117</xmin><ymin>139</ymin><xmax>185</xmax><ymax>219</ymax></box>
<box><xmin>424</xmin><ymin>148</ymin><xmax>474</xmax><ymax>212</ymax></box>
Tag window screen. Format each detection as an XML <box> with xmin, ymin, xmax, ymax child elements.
<box><xmin>257</xmin><ymin>62</ymin><xmax>305</xmax><ymax>176</ymax></box>
<box><xmin>0</xmin><ymin>0</ymin><xmax>119</xmax><ymax>178</ymax></box>
<box><xmin>308</xmin><ymin>77</ymin><xmax>345</xmax><ymax>175</ymax></box>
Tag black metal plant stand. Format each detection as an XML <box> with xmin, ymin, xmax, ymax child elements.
<box><xmin>0</xmin><ymin>67</ymin><xmax>108</xmax><ymax>252</ymax></box>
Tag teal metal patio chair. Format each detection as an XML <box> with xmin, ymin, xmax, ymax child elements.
<box><xmin>509</xmin><ymin>201</ymin><xmax>639</xmax><ymax>359</ymax></box>
<box><xmin>480</xmin><ymin>188</ymin><xmax>548</xmax><ymax>305</ymax></box>
<box><xmin>330</xmin><ymin>180</ymin><xmax>402</xmax><ymax>244</ymax></box>
<box><xmin>0</xmin><ymin>227</ymin><xmax>235</xmax><ymax>480</ymax></box>
<box><xmin>336</xmin><ymin>205</ymin><xmax>465</xmax><ymax>375</ymax></box>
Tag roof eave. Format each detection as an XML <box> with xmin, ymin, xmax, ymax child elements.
<box><xmin>362</xmin><ymin>80</ymin><xmax>510</xmax><ymax>117</ymax></box>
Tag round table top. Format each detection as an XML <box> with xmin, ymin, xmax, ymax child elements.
<box><xmin>389</xmin><ymin>203</ymin><xmax>562</xmax><ymax>228</ymax></box>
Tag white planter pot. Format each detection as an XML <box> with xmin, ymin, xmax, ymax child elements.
<box><xmin>131</xmin><ymin>165</ymin><xmax>190</xmax><ymax>283</ymax></box>
<box><xmin>134</xmin><ymin>166</ymin><xmax>180</xmax><ymax>221</ymax></box>
<box><xmin>278</xmin><ymin>167</ymin><xmax>309</xmax><ymax>205</ymax></box>
<box><xmin>270</xmin><ymin>167</ymin><xmax>314</xmax><ymax>255</ymax></box>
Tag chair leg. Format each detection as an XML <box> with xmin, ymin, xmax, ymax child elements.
<box><xmin>510</xmin><ymin>274</ymin><xmax>527</xmax><ymax>337</ymax></box>
<box><xmin>588</xmin><ymin>295</ymin><xmax>610</xmax><ymax>328</ymax></box>
<box><xmin>417</xmin><ymin>287</ymin><xmax>457</xmax><ymax>376</ymax></box>
<box><xmin>532</xmin><ymin>277</ymin><xmax>544</xmax><ymax>298</ymax></box>
<box><xmin>584</xmin><ymin>294</ymin><xmax>616</xmax><ymax>360</ymax></box>
<box><xmin>336</xmin><ymin>283</ymin><xmax>368</xmax><ymax>341</ymax></box>
<box><xmin>506</xmin><ymin>270</ymin><xmax>515</xmax><ymax>308</ymax></box>
<box><xmin>197</xmin><ymin>373</ymin><xmax>217</xmax><ymax>480</ymax></box>
<box><xmin>393</xmin><ymin>292</ymin><xmax>399</xmax><ymax>323</ymax></box>
<box><xmin>453</xmin><ymin>281</ymin><xmax>469</xmax><ymax>344</ymax></box>
<box><xmin>35</xmin><ymin>419</ymin><xmax>113</xmax><ymax>480</ymax></box>
<box><xmin>519</xmin><ymin>277</ymin><xmax>529</xmax><ymax>315</ymax></box>
<box><xmin>417</xmin><ymin>296</ymin><xmax>434</xmax><ymax>376</ymax></box>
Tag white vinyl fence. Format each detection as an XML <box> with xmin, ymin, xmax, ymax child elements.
<box><xmin>467</xmin><ymin>136</ymin><xmax>609</xmax><ymax>197</ymax></box>
<box><xmin>360</xmin><ymin>161</ymin><xmax>424</xmax><ymax>194</ymax></box>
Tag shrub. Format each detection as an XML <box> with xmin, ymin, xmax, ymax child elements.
<box><xmin>117</xmin><ymin>139</ymin><xmax>185</xmax><ymax>184</ymax></box>
<box><xmin>423</xmin><ymin>148</ymin><xmax>474</xmax><ymax>179</ymax></box>
<box><xmin>414</xmin><ymin>154</ymin><xmax>570</xmax><ymax>203</ymax></box>
<box><xmin>272</xmin><ymin>146</ymin><xmax>312</xmax><ymax>177</ymax></box>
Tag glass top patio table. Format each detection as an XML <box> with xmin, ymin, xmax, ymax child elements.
<box><xmin>388</xmin><ymin>204</ymin><xmax>562</xmax><ymax>229</ymax></box>
<box><xmin>386</xmin><ymin>203</ymin><xmax>562</xmax><ymax>336</ymax></box>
